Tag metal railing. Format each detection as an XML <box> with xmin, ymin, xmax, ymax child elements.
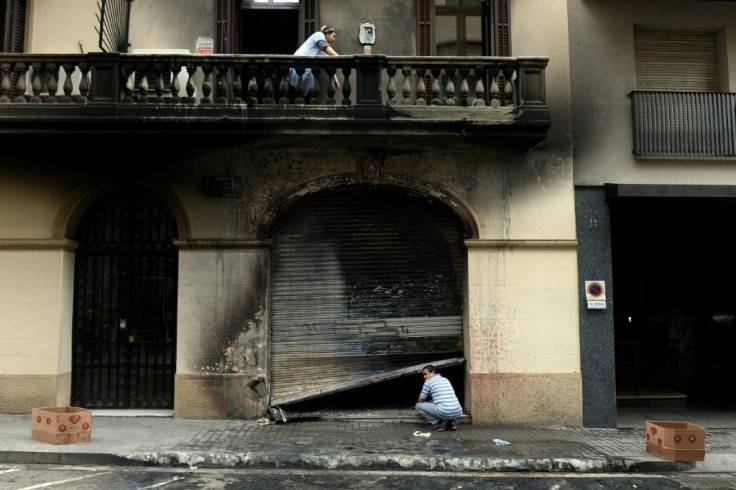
<box><xmin>95</xmin><ymin>0</ymin><xmax>132</xmax><ymax>53</ymax></box>
<box><xmin>631</xmin><ymin>91</ymin><xmax>736</xmax><ymax>158</ymax></box>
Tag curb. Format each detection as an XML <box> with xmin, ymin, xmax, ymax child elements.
<box><xmin>0</xmin><ymin>450</ymin><xmax>631</xmax><ymax>473</ymax></box>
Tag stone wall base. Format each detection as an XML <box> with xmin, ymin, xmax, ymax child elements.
<box><xmin>0</xmin><ymin>373</ymin><xmax>70</xmax><ymax>413</ymax></box>
<box><xmin>174</xmin><ymin>373</ymin><xmax>268</xmax><ymax>419</ymax></box>
<box><xmin>468</xmin><ymin>372</ymin><xmax>583</xmax><ymax>426</ymax></box>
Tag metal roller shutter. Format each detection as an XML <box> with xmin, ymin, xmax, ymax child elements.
<box><xmin>635</xmin><ymin>30</ymin><xmax>719</xmax><ymax>92</ymax></box>
<box><xmin>269</xmin><ymin>186</ymin><xmax>467</xmax><ymax>406</ymax></box>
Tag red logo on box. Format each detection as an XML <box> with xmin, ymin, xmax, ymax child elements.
<box><xmin>69</xmin><ymin>415</ymin><xmax>81</xmax><ymax>424</ymax></box>
<box><xmin>58</xmin><ymin>425</ymin><xmax>67</xmax><ymax>432</ymax></box>
<box><xmin>675</xmin><ymin>435</ymin><xmax>681</xmax><ymax>443</ymax></box>
<box><xmin>83</xmin><ymin>423</ymin><xmax>89</xmax><ymax>430</ymax></box>
<box><xmin>689</xmin><ymin>435</ymin><xmax>697</xmax><ymax>443</ymax></box>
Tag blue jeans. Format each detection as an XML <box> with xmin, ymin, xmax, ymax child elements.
<box><xmin>415</xmin><ymin>402</ymin><xmax>445</xmax><ymax>425</ymax></box>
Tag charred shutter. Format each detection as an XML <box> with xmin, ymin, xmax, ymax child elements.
<box><xmin>270</xmin><ymin>187</ymin><xmax>467</xmax><ymax>406</ymax></box>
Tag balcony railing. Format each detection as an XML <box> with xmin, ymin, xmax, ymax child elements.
<box><xmin>630</xmin><ymin>91</ymin><xmax>736</xmax><ymax>158</ymax></box>
<box><xmin>0</xmin><ymin>53</ymin><xmax>549</xmax><ymax>144</ymax></box>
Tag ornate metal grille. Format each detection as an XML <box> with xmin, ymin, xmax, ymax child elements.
<box><xmin>71</xmin><ymin>188</ymin><xmax>178</xmax><ymax>408</ymax></box>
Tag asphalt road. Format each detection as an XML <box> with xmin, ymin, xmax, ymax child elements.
<box><xmin>2</xmin><ymin>465</ymin><xmax>736</xmax><ymax>490</ymax></box>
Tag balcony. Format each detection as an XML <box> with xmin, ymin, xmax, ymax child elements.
<box><xmin>630</xmin><ymin>91</ymin><xmax>736</xmax><ymax>159</ymax></box>
<box><xmin>0</xmin><ymin>53</ymin><xmax>550</xmax><ymax>149</ymax></box>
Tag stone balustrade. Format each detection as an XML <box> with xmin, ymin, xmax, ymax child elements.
<box><xmin>0</xmin><ymin>53</ymin><xmax>550</xmax><ymax>146</ymax></box>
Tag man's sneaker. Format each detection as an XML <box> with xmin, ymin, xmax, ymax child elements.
<box><xmin>445</xmin><ymin>420</ymin><xmax>457</xmax><ymax>431</ymax></box>
<box><xmin>430</xmin><ymin>422</ymin><xmax>447</xmax><ymax>431</ymax></box>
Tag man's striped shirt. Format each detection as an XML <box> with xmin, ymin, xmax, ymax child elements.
<box><xmin>419</xmin><ymin>373</ymin><xmax>463</xmax><ymax>419</ymax></box>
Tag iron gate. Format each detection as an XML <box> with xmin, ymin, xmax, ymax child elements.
<box><xmin>71</xmin><ymin>188</ymin><xmax>178</xmax><ymax>408</ymax></box>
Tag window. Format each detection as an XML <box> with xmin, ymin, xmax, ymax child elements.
<box><xmin>435</xmin><ymin>0</ymin><xmax>483</xmax><ymax>56</ymax></box>
<box><xmin>217</xmin><ymin>0</ymin><xmax>315</xmax><ymax>54</ymax></box>
<box><xmin>417</xmin><ymin>0</ymin><xmax>509</xmax><ymax>57</ymax></box>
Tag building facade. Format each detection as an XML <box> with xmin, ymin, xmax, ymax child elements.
<box><xmin>1</xmin><ymin>0</ymin><xmax>582</xmax><ymax>426</ymax></box>
<box><xmin>569</xmin><ymin>0</ymin><xmax>736</xmax><ymax>427</ymax></box>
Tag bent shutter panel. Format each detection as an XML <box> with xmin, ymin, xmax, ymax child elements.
<box><xmin>270</xmin><ymin>187</ymin><xmax>466</xmax><ymax>406</ymax></box>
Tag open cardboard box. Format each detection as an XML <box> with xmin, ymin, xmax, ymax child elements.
<box><xmin>31</xmin><ymin>406</ymin><xmax>92</xmax><ymax>445</ymax></box>
<box><xmin>645</xmin><ymin>421</ymin><xmax>705</xmax><ymax>462</ymax></box>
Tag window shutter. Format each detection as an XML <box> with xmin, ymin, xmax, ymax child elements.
<box><xmin>417</xmin><ymin>0</ymin><xmax>434</xmax><ymax>56</ymax></box>
<box><xmin>2</xmin><ymin>0</ymin><xmax>26</xmax><ymax>53</ymax></box>
<box><xmin>216</xmin><ymin>0</ymin><xmax>239</xmax><ymax>54</ymax></box>
<box><xmin>635</xmin><ymin>30</ymin><xmax>719</xmax><ymax>92</ymax></box>
<box><xmin>493</xmin><ymin>0</ymin><xmax>510</xmax><ymax>56</ymax></box>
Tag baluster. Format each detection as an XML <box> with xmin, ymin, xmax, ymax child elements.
<box><xmin>310</xmin><ymin>68</ymin><xmax>321</xmax><ymax>104</ymax></box>
<box><xmin>45</xmin><ymin>62</ymin><xmax>59</xmax><ymax>103</ymax></box>
<box><xmin>458</xmin><ymin>67</ymin><xmax>470</xmax><ymax>107</ymax></box>
<box><xmin>325</xmin><ymin>66</ymin><xmax>337</xmax><ymax>105</ymax></box>
<box><xmin>200</xmin><ymin>64</ymin><xmax>213</xmax><ymax>105</ymax></box>
<box><xmin>231</xmin><ymin>64</ymin><xmax>244</xmax><ymax>105</ymax></box>
<box><xmin>473</xmin><ymin>67</ymin><xmax>486</xmax><ymax>106</ymax></box>
<box><xmin>504</xmin><ymin>67</ymin><xmax>516</xmax><ymax>106</ymax></box>
<box><xmin>152</xmin><ymin>62</ymin><xmax>165</xmax><ymax>103</ymax></box>
<box><xmin>444</xmin><ymin>68</ymin><xmax>456</xmax><ymax>106</ymax></box>
<box><xmin>215</xmin><ymin>65</ymin><xmax>228</xmax><ymax>104</ymax></box>
<box><xmin>415</xmin><ymin>67</ymin><xmax>426</xmax><ymax>106</ymax></box>
<box><xmin>278</xmin><ymin>69</ymin><xmax>290</xmax><ymax>105</ymax></box>
<box><xmin>60</xmin><ymin>63</ymin><xmax>75</xmax><ymax>103</ymax></box>
<box><xmin>490</xmin><ymin>68</ymin><xmax>500</xmax><ymax>107</ymax></box>
<box><xmin>121</xmin><ymin>63</ymin><xmax>135</xmax><ymax>103</ymax></box>
<box><xmin>340</xmin><ymin>67</ymin><xmax>351</xmax><ymax>106</ymax></box>
<box><xmin>13</xmin><ymin>62</ymin><xmax>27</xmax><ymax>103</ymax></box>
<box><xmin>293</xmin><ymin>66</ymin><xmax>306</xmax><ymax>104</ymax></box>
<box><xmin>168</xmin><ymin>63</ymin><xmax>181</xmax><ymax>104</ymax></box>
<box><xmin>30</xmin><ymin>62</ymin><xmax>43</xmax><ymax>103</ymax></box>
<box><xmin>136</xmin><ymin>63</ymin><xmax>150</xmax><ymax>103</ymax></box>
<box><xmin>401</xmin><ymin>66</ymin><xmax>412</xmax><ymax>105</ymax></box>
<box><xmin>77</xmin><ymin>63</ymin><xmax>90</xmax><ymax>103</ymax></box>
<box><xmin>386</xmin><ymin>65</ymin><xmax>397</xmax><ymax>105</ymax></box>
<box><xmin>0</xmin><ymin>62</ymin><xmax>11</xmax><ymax>103</ymax></box>
<box><xmin>430</xmin><ymin>67</ymin><xmax>442</xmax><ymax>106</ymax></box>
<box><xmin>184</xmin><ymin>64</ymin><xmax>196</xmax><ymax>104</ymax></box>
<box><xmin>261</xmin><ymin>66</ymin><xmax>276</xmax><ymax>105</ymax></box>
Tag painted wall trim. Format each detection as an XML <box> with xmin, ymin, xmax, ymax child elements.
<box><xmin>173</xmin><ymin>239</ymin><xmax>273</xmax><ymax>250</ymax></box>
<box><xmin>465</xmin><ymin>239</ymin><xmax>577</xmax><ymax>249</ymax></box>
<box><xmin>0</xmin><ymin>239</ymin><xmax>79</xmax><ymax>251</ymax></box>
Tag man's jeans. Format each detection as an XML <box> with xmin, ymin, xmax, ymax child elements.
<box><xmin>415</xmin><ymin>402</ymin><xmax>444</xmax><ymax>425</ymax></box>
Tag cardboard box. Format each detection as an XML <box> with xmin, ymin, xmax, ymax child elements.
<box><xmin>31</xmin><ymin>406</ymin><xmax>92</xmax><ymax>445</ymax></box>
<box><xmin>645</xmin><ymin>421</ymin><xmax>705</xmax><ymax>461</ymax></box>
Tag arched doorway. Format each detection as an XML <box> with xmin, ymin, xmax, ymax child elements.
<box><xmin>269</xmin><ymin>185</ymin><xmax>469</xmax><ymax>409</ymax></box>
<box><xmin>71</xmin><ymin>188</ymin><xmax>178</xmax><ymax>409</ymax></box>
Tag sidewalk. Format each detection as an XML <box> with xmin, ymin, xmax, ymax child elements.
<box><xmin>1</xmin><ymin>406</ymin><xmax>735</xmax><ymax>473</ymax></box>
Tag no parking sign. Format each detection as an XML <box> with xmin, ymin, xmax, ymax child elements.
<box><xmin>585</xmin><ymin>280</ymin><xmax>606</xmax><ymax>309</ymax></box>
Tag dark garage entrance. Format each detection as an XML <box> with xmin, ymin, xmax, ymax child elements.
<box><xmin>269</xmin><ymin>186</ymin><xmax>468</xmax><ymax>411</ymax></box>
<box><xmin>611</xmin><ymin>194</ymin><xmax>736</xmax><ymax>408</ymax></box>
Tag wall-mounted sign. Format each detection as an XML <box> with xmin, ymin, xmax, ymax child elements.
<box><xmin>196</xmin><ymin>37</ymin><xmax>214</xmax><ymax>55</ymax></box>
<box><xmin>585</xmin><ymin>280</ymin><xmax>606</xmax><ymax>309</ymax></box>
<box><xmin>359</xmin><ymin>23</ymin><xmax>375</xmax><ymax>45</ymax></box>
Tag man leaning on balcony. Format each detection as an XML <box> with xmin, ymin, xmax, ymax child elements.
<box><xmin>288</xmin><ymin>25</ymin><xmax>340</xmax><ymax>102</ymax></box>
